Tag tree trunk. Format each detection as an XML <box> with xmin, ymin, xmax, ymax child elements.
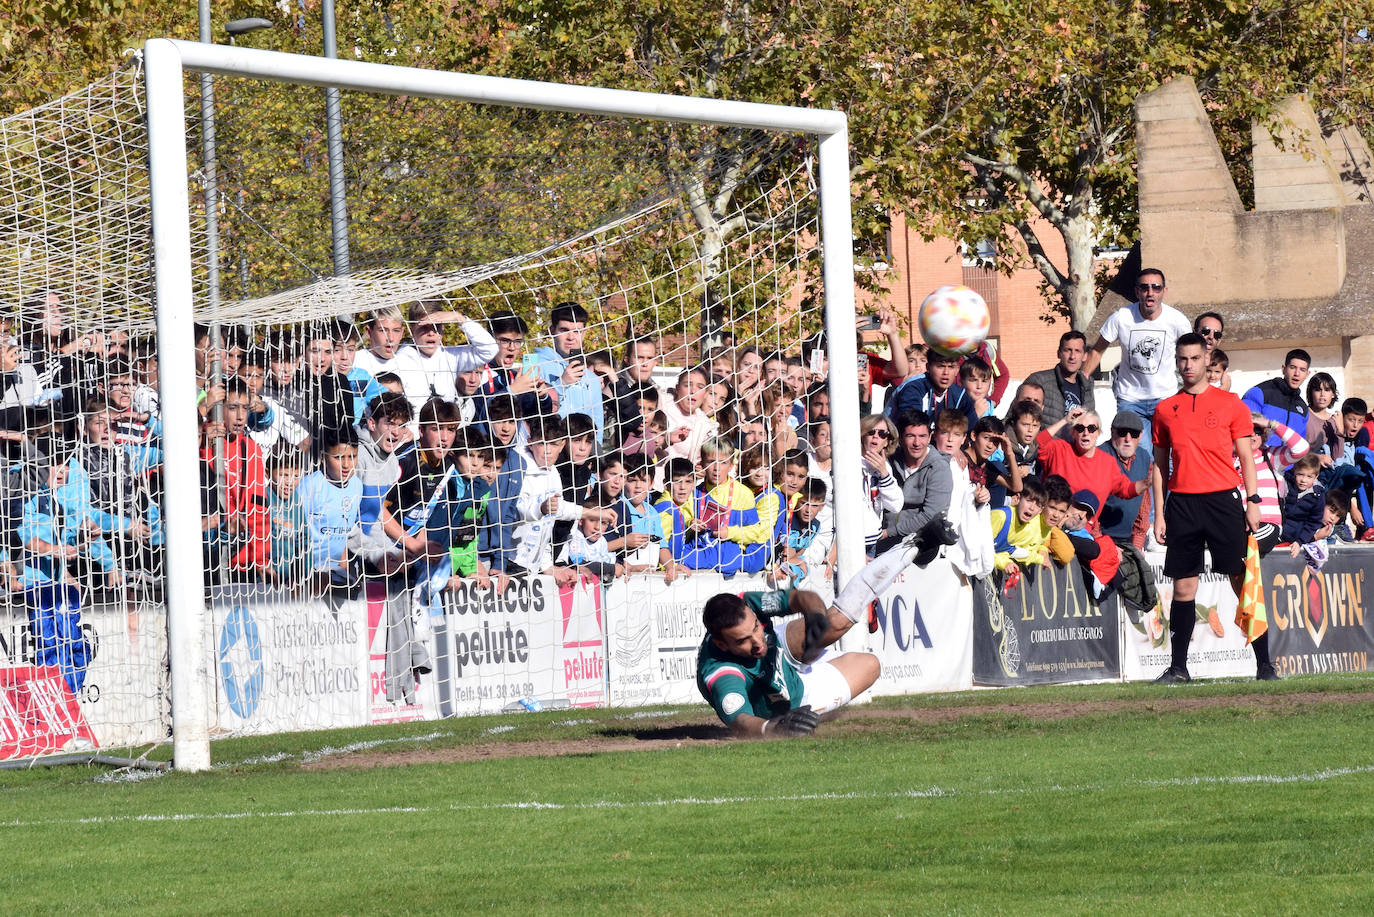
<box><xmin>1063</xmin><ymin>212</ymin><xmax>1099</xmax><ymax>331</ymax></box>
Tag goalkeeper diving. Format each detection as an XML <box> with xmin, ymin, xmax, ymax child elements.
<box><xmin>696</xmin><ymin>525</ymin><xmax>952</xmax><ymax>738</ymax></box>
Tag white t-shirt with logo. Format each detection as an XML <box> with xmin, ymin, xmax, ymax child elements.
<box><xmin>1098</xmin><ymin>302</ymin><xmax>1192</xmax><ymax>402</ymax></box>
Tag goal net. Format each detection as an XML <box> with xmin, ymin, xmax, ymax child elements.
<box><xmin>0</xmin><ymin>42</ymin><xmax>861</xmax><ymax>769</ymax></box>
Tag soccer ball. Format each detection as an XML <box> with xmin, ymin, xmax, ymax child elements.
<box><xmin>918</xmin><ymin>285</ymin><xmax>990</xmax><ymax>357</ymax></box>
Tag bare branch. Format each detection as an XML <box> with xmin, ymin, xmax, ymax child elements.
<box><xmin>964</xmin><ymin>152</ymin><xmax>1067</xmax><ymax>228</ymax></box>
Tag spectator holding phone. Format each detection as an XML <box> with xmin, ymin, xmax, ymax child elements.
<box><xmin>531</xmin><ymin>301</ymin><xmax>605</xmax><ymax>444</ymax></box>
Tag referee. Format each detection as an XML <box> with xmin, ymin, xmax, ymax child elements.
<box><xmin>1151</xmin><ymin>332</ymin><xmax>1273</xmax><ymax>683</ymax></box>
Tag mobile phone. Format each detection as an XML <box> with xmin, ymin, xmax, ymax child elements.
<box><xmin>521</xmin><ymin>353</ymin><xmax>538</xmax><ymax>372</ymax></box>
<box><xmin>565</xmin><ymin>348</ymin><xmax>585</xmax><ymax>368</ymax></box>
<box><xmin>857</xmin><ymin>314</ymin><xmax>883</xmax><ymax>331</ymax></box>
<box><xmin>857</xmin><ymin>353</ymin><xmax>869</xmax><ymax>373</ymax></box>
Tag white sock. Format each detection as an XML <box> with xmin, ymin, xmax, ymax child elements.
<box><xmin>831</xmin><ymin>540</ymin><xmax>920</xmax><ymax>622</ymax></box>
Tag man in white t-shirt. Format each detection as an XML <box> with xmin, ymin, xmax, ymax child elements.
<box><xmin>1083</xmin><ymin>267</ymin><xmax>1191</xmax><ymax>456</ymax></box>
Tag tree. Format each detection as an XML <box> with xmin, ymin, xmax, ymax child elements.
<box><xmin>452</xmin><ymin>0</ymin><xmax>1374</xmax><ymax>329</ymax></box>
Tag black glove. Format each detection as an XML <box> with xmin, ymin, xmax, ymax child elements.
<box><xmin>764</xmin><ymin>705</ymin><xmax>819</xmax><ymax>737</ymax></box>
<box><xmin>801</xmin><ymin>609</ymin><xmax>830</xmax><ymax>663</ymax></box>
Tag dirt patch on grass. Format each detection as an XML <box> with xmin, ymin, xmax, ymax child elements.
<box><xmin>305</xmin><ymin>690</ymin><xmax>1374</xmax><ymax>770</ymax></box>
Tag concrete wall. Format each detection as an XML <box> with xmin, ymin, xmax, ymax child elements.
<box><xmin>1136</xmin><ymin>77</ymin><xmax>1346</xmax><ymax>308</ymax></box>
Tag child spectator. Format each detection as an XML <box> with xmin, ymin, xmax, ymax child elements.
<box><xmin>354</xmin><ymin>390</ymin><xmax>423</xmax><ymax>570</ymax></box>
<box><xmin>389</xmin><ymin>397</ymin><xmax>459</xmax><ymax>559</ymax></box>
<box><xmin>1038</xmin><ymin>475</ymin><xmax>1077</xmax><ymax>567</ymax></box>
<box><xmin>446</xmin><ymin>427</ymin><xmax>499</xmax><ymax>590</ymax></box>
<box><xmin>1207</xmin><ymin>348</ymin><xmax>1231</xmax><ymax>390</ymax></box>
<box><xmin>556</xmin><ymin>491</ymin><xmax>619</xmax><ymax>581</ymax></box>
<box><xmin>553</xmin><ymin>412</ymin><xmax>599</xmax><ymax>558</ymax></box>
<box><xmin>885</xmin><ymin>349</ymin><xmax>978</xmax><ymax>426</ymax></box>
<box><xmin>281</xmin><ymin>327</ymin><xmax>355</xmax><ymax>444</ymax></box>
<box><xmin>266</xmin><ymin>450</ymin><xmax>308</xmax><ymax>586</ymax></box>
<box><xmin>477</xmin><ymin>393</ymin><xmax>525</xmax><ymax>574</ymax></box>
<box><xmin>22</xmin><ymin>436</ymin><xmax>128</xmax><ymax>594</ymax></box>
<box><xmin>97</xmin><ymin>356</ymin><xmax>159</xmax><ymax>445</ymax></box>
<box><xmin>959</xmin><ymin>356</ymin><xmax>997</xmax><ymax>418</ymax></box>
<box><xmin>1062</xmin><ymin>489</ymin><xmax>1122</xmax><ymax>600</ymax></box>
<box><xmin>962</xmin><ymin>416</ymin><xmax>1022</xmax><ymax>509</ymax></box>
<box><xmin>75</xmin><ymin>400</ymin><xmax>162</xmax><ymax>586</ymax></box>
<box><xmin>351</xmin><ymin>307</ymin><xmax>408</xmax><ymax>379</ymax></box>
<box><xmin>989</xmin><ymin>476</ymin><xmax>1051</xmax><ymax>590</ymax></box>
<box><xmin>653</xmin><ymin>456</ymin><xmax>698</xmax><ymax>566</ymax></box>
<box><xmin>685</xmin><ymin>437</ymin><xmax>772</xmax><ymax>574</ymax></box>
<box><xmin>1321</xmin><ymin>490</ymin><xmax>1356</xmax><ymax>544</ymax></box>
<box><xmin>1328</xmin><ymin>397</ymin><xmax>1371</xmax><ymax>529</ymax></box>
<box><xmin>1247</xmin><ymin>413</ymin><xmax>1309</xmax><ymax>553</ymax></box>
<box><xmin>1004</xmin><ymin>399</ymin><xmax>1041</xmax><ymax>473</ymax></box>
<box><xmin>238</xmin><ymin>352</ymin><xmax>309</xmax><ymax>456</ymax></box>
<box><xmin>129</xmin><ymin>337</ymin><xmax>161</xmax><ymax>424</ymax></box>
<box><xmin>772</xmin><ymin>476</ymin><xmax>831</xmax><ymax>588</ymax></box>
<box><xmin>483</xmin><ymin>309</ymin><xmax>555</xmax><ymax>420</ymax></box>
<box><xmin>297</xmin><ymin>425</ymin><xmax>362</xmax><ymax>590</ymax></box>
<box><xmin>512</xmin><ymin>415</ymin><xmax>606</xmax><ymax>581</ymax></box>
<box><xmin>739</xmin><ymin>445</ymin><xmax>787</xmax><ymax>571</ymax></box>
<box><xmin>332</xmin><ymin>318</ymin><xmax>384</xmax><ymax>425</ymax></box>
<box><xmin>200</xmin><ymin>377</ymin><xmax>272</xmax><ymax>581</ymax></box>
<box><xmin>264</xmin><ymin>328</ymin><xmax>299</xmax><ymax>400</ymax></box>
<box><xmin>613</xmin><ymin>454</ymin><xmax>681</xmax><ymax>581</ymax></box>
<box><xmin>1282</xmin><ymin>454</ymin><xmax>1328</xmax><ymax>563</ymax></box>
<box><xmin>531</xmin><ymin>301</ymin><xmax>605</xmax><ymax>443</ymax></box>
<box><xmin>374</xmin><ymin>371</ymin><xmax>405</xmax><ymax>396</ymax></box>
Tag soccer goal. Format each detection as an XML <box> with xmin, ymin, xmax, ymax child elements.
<box><xmin>0</xmin><ymin>39</ymin><xmax>864</xmax><ymax>771</ymax></box>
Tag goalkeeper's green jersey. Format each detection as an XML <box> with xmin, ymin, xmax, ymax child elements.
<box><xmin>696</xmin><ymin>591</ymin><xmax>803</xmax><ymax>724</ymax></box>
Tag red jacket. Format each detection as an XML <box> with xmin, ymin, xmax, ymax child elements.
<box><xmin>201</xmin><ymin>433</ymin><xmax>271</xmax><ymax>572</ymax></box>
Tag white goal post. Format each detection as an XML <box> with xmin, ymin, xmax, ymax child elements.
<box><xmin>142</xmin><ymin>38</ymin><xmax>864</xmax><ymax>771</ymax></box>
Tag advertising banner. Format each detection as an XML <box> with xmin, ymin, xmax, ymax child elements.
<box><xmin>972</xmin><ymin>560</ymin><xmax>1119</xmax><ymax>685</ymax></box>
<box><xmin>1265</xmin><ymin>546</ymin><xmax>1374</xmax><ymax>676</ymax></box>
<box><xmin>1</xmin><ymin>601</ymin><xmax>167</xmax><ymax>751</ymax></box>
<box><xmin>1119</xmin><ymin>550</ymin><xmax>1255</xmax><ymax>681</ymax></box>
<box><xmin>0</xmin><ymin>665</ymin><xmax>97</xmax><ymax>759</ymax></box>
<box><xmin>866</xmin><ymin>560</ymin><xmax>973</xmax><ymax>696</ymax></box>
<box><xmin>603</xmin><ymin>573</ymin><xmax>769</xmax><ymax>708</ymax></box>
<box><xmin>211</xmin><ymin>585</ymin><xmax>369</xmax><ymax>735</ymax></box>
<box><xmin>432</xmin><ymin>574</ymin><xmax>608</xmax><ymax>716</ymax></box>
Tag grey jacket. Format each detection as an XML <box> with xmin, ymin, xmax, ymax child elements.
<box><xmin>886</xmin><ymin>450</ymin><xmax>953</xmax><ymax>536</ymax></box>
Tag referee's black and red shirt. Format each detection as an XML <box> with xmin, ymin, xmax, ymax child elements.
<box><xmin>1152</xmin><ymin>386</ymin><xmax>1252</xmax><ymax>493</ymax></box>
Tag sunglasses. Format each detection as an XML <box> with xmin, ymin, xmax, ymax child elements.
<box><xmin>1199</xmin><ymin>327</ymin><xmax>1223</xmax><ymax>340</ymax></box>
<box><xmin>868</xmin><ymin>429</ymin><xmax>892</xmax><ymax>440</ymax></box>
<box><xmin>1072</xmin><ymin>423</ymin><xmax>1099</xmax><ymax>434</ymax></box>
<box><xmin>1112</xmin><ymin>427</ymin><xmax>1140</xmax><ymax>438</ymax></box>
<box><xmin>1136</xmin><ymin>282</ymin><xmax>1164</xmax><ymax>292</ymax></box>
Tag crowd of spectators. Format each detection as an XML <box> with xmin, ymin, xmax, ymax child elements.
<box><xmin>12</xmin><ymin>273</ymin><xmax>1374</xmax><ymax>694</ymax></box>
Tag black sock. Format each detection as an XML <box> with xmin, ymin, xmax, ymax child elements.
<box><xmin>1170</xmin><ymin>599</ymin><xmax>1197</xmax><ymax>670</ymax></box>
<box><xmin>1252</xmin><ymin>632</ymin><xmax>1272</xmax><ymax>671</ymax></box>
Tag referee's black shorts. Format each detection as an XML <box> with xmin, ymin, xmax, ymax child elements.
<box><xmin>1162</xmin><ymin>489</ymin><xmax>1247</xmax><ymax>579</ymax></box>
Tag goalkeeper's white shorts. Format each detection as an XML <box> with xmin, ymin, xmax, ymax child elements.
<box><xmin>771</xmin><ymin>620</ymin><xmax>852</xmax><ymax>714</ymax></box>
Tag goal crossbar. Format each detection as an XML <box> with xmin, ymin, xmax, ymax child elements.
<box><xmin>141</xmin><ymin>37</ymin><xmax>863</xmax><ymax>772</ymax></box>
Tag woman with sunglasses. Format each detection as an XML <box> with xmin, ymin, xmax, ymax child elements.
<box><xmin>1036</xmin><ymin>407</ymin><xmax>1153</xmax><ymax>521</ymax></box>
<box><xmin>858</xmin><ymin>414</ymin><xmax>902</xmax><ymax>557</ymax></box>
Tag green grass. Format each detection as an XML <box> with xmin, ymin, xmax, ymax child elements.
<box><xmin>5</xmin><ymin>675</ymin><xmax>1374</xmax><ymax>915</ymax></box>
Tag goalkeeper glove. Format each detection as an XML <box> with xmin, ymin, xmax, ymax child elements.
<box><xmin>762</xmin><ymin>705</ymin><xmax>819</xmax><ymax>737</ymax></box>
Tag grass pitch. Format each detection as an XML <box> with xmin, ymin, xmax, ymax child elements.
<box><xmin>5</xmin><ymin>674</ymin><xmax>1374</xmax><ymax>916</ymax></box>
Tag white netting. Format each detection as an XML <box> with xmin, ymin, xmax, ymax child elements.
<box><xmin>1</xmin><ymin>56</ymin><xmax>850</xmax><ymax>760</ymax></box>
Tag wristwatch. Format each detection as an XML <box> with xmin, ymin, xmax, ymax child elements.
<box><xmin>1246</xmin><ymin>493</ymin><xmax>1262</xmax><ymax>504</ymax></box>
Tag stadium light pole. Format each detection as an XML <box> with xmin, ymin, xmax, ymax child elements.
<box><xmin>321</xmin><ymin>0</ymin><xmax>351</xmax><ymax>277</ymax></box>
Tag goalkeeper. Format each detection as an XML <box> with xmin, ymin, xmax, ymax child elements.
<box><xmin>696</xmin><ymin>530</ymin><xmax>941</xmax><ymax>738</ymax></box>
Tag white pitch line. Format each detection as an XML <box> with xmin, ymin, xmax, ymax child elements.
<box><xmin>5</xmin><ymin>763</ymin><xmax>1374</xmax><ymax>831</ymax></box>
